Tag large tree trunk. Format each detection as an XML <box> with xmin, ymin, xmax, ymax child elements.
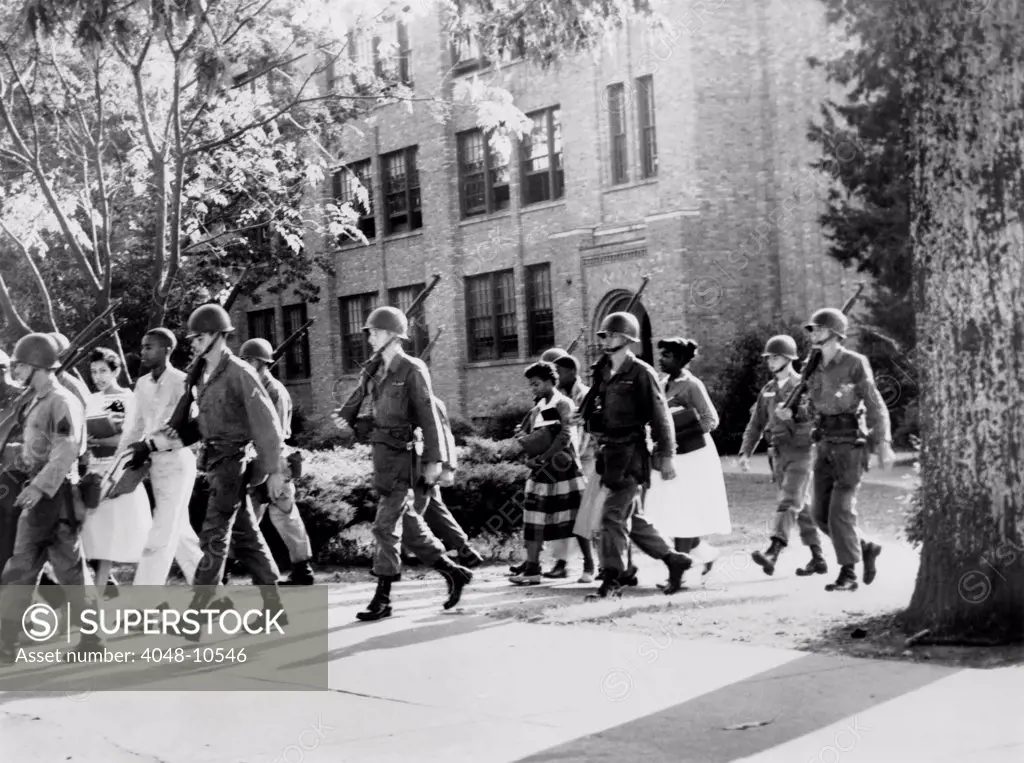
<box><xmin>903</xmin><ymin>0</ymin><xmax>1024</xmax><ymax>640</ymax></box>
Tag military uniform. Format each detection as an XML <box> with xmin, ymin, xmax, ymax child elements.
<box><xmin>805</xmin><ymin>345</ymin><xmax>890</xmax><ymax>581</ymax></box>
<box><xmin>0</xmin><ymin>376</ymin><xmax>24</xmax><ymax>573</ymax></box>
<box><xmin>0</xmin><ymin>376</ymin><xmax>101</xmax><ymax>653</ymax></box>
<box><xmin>740</xmin><ymin>368</ymin><xmax>823</xmax><ymax>561</ymax></box>
<box><xmin>590</xmin><ymin>350</ymin><xmax>691</xmax><ymax>594</ymax></box>
<box><xmin>190</xmin><ymin>348</ymin><xmax>284</xmax><ymax>593</ymax></box>
<box><xmin>249</xmin><ymin>368</ymin><xmax>313</xmax><ymax>570</ymax></box>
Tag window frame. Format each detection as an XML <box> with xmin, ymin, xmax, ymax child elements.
<box><xmin>281</xmin><ymin>303</ymin><xmax>311</xmax><ymax>380</ymax></box>
<box><xmin>464</xmin><ymin>269</ymin><xmax>519</xmax><ymax>361</ymax></box>
<box><xmin>520</xmin><ymin>107</ymin><xmax>564</xmax><ymax>206</ymax></box>
<box><xmin>607</xmin><ymin>83</ymin><xmax>629</xmax><ymax>185</ymax></box>
<box><xmin>382</xmin><ymin>146</ymin><xmax>422</xmax><ymax>235</ymax></box>
<box><xmin>457</xmin><ymin>129</ymin><xmax>510</xmax><ymax>218</ymax></box>
<box><xmin>636</xmin><ymin>75</ymin><xmax>658</xmax><ymax>179</ymax></box>
<box><xmin>525</xmin><ymin>263</ymin><xmax>555</xmax><ymax>356</ymax></box>
<box><xmin>332</xmin><ymin>159</ymin><xmax>375</xmax><ymax>242</ymax></box>
<box><xmin>338</xmin><ymin>292</ymin><xmax>379</xmax><ymax>372</ymax></box>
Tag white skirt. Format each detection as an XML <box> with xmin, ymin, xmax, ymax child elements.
<box><xmin>81</xmin><ymin>456</ymin><xmax>153</xmax><ymax>563</ymax></box>
<box><xmin>572</xmin><ymin>456</ymin><xmax>606</xmax><ymax>538</ymax></box>
<box><xmin>643</xmin><ymin>434</ymin><xmax>732</xmax><ymax>538</ymax></box>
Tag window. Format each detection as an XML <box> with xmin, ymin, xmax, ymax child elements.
<box><xmin>458</xmin><ymin>129</ymin><xmax>509</xmax><ymax>217</ymax></box>
<box><xmin>526</xmin><ymin>264</ymin><xmax>554</xmax><ymax>355</ymax></box>
<box><xmin>636</xmin><ymin>75</ymin><xmax>657</xmax><ymax>179</ymax></box>
<box><xmin>465</xmin><ymin>270</ymin><xmax>518</xmax><ymax>361</ymax></box>
<box><xmin>607</xmin><ymin>83</ymin><xmax>628</xmax><ymax>185</ymax></box>
<box><xmin>520</xmin><ymin>107</ymin><xmax>564</xmax><ymax>206</ymax></box>
<box><xmin>347</xmin><ymin>22</ymin><xmax>412</xmax><ymax>86</ymax></box>
<box><xmin>388</xmin><ymin>283</ymin><xmax>429</xmax><ymax>357</ymax></box>
<box><xmin>339</xmin><ymin>292</ymin><xmax>378</xmax><ymax>371</ymax></box>
<box><xmin>247</xmin><ymin>307</ymin><xmax>278</xmax><ymax>378</ymax></box>
<box><xmin>382</xmin><ymin>147</ymin><xmax>422</xmax><ymax>234</ymax></box>
<box><xmin>449</xmin><ymin>0</ymin><xmax>525</xmax><ymax>75</ymax></box>
<box><xmin>332</xmin><ymin>160</ymin><xmax>375</xmax><ymax>241</ymax></box>
<box><xmin>282</xmin><ymin>304</ymin><xmax>311</xmax><ymax>379</ymax></box>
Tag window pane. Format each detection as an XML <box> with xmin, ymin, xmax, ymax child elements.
<box><xmin>466</xmin><ymin>275</ymin><xmax>495</xmax><ymax>360</ymax></box>
<box><xmin>282</xmin><ymin>304</ymin><xmax>311</xmax><ymax>379</ymax></box>
<box><xmin>340</xmin><ymin>293</ymin><xmax>377</xmax><ymax>370</ymax></box>
<box><xmin>495</xmin><ymin>270</ymin><xmax>518</xmax><ymax>357</ymax></box>
<box><xmin>527</xmin><ymin>265</ymin><xmax>554</xmax><ymax>355</ymax></box>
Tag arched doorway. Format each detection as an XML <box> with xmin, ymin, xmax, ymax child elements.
<box><xmin>591</xmin><ymin>289</ymin><xmax>654</xmax><ymax>366</ymax></box>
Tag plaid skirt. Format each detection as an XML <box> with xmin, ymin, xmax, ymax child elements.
<box><xmin>523</xmin><ymin>454</ymin><xmax>585</xmax><ymax>542</ymax></box>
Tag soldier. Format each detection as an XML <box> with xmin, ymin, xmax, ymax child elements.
<box><xmin>410</xmin><ymin>395</ymin><xmax>483</xmax><ymax>569</ymax></box>
<box><xmin>0</xmin><ymin>348</ymin><xmax>24</xmax><ymax>574</ymax></box>
<box><xmin>787</xmin><ymin>309</ymin><xmax>892</xmax><ymax>592</ymax></box>
<box><xmin>123</xmin><ymin>329</ymin><xmax>204</xmax><ymax>586</ymax></box>
<box><xmin>238</xmin><ymin>338</ymin><xmax>316</xmax><ymax>585</ymax></box>
<box><xmin>586</xmin><ymin>312</ymin><xmax>693</xmax><ymax>598</ymax></box>
<box><xmin>0</xmin><ymin>334</ymin><xmax>104</xmax><ymax>664</ymax></box>
<box><xmin>330</xmin><ymin>306</ymin><xmax>473</xmax><ymax>622</ymax></box>
<box><xmin>174</xmin><ymin>305</ymin><xmax>289</xmax><ymax>634</ymax></box>
<box><xmin>740</xmin><ymin>335</ymin><xmax>827</xmax><ymax>577</ymax></box>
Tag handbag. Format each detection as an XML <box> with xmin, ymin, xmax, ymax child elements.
<box><xmin>671</xmin><ymin>407</ymin><xmax>707</xmax><ymax>455</ymax></box>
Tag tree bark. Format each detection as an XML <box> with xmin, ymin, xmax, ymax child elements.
<box><xmin>903</xmin><ymin>0</ymin><xmax>1024</xmax><ymax>640</ymax></box>
<box><xmin>0</xmin><ymin>270</ymin><xmax>32</xmax><ymax>341</ymax></box>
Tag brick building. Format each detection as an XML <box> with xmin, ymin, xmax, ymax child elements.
<box><xmin>233</xmin><ymin>0</ymin><xmax>855</xmax><ymax>423</ymax></box>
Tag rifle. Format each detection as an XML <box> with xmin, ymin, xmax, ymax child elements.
<box><xmin>418</xmin><ymin>326</ymin><xmax>445</xmax><ymax>362</ymax></box>
<box><xmin>267</xmin><ymin>318</ymin><xmax>315</xmax><ymax>372</ymax></box>
<box><xmin>565</xmin><ymin>327</ymin><xmax>586</xmax><ymax>355</ymax></box>
<box><xmin>579</xmin><ymin>275</ymin><xmax>652</xmax><ymax>432</ymax></box>
<box><xmin>333</xmin><ymin>273</ymin><xmax>442</xmax><ymax>428</ymax></box>
<box><xmin>779</xmin><ymin>282</ymin><xmax>867</xmax><ymax>416</ymax></box>
<box><xmin>0</xmin><ymin>308</ymin><xmax>128</xmax><ymax>459</ymax></box>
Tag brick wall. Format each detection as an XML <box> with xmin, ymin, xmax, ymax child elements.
<box><xmin>238</xmin><ymin>0</ymin><xmax>854</xmax><ymax>423</ymax></box>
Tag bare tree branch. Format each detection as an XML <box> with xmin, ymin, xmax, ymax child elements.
<box><xmin>0</xmin><ymin>268</ymin><xmax>34</xmax><ymax>340</ymax></box>
<box><xmin>0</xmin><ymin>220</ymin><xmax>59</xmax><ymax>332</ymax></box>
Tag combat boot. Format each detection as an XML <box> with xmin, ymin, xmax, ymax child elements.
<box><xmin>259</xmin><ymin>586</ymin><xmax>289</xmax><ymax>629</ymax></box>
<box><xmin>619</xmin><ymin>564</ymin><xmax>639</xmax><ymax>587</ymax></box>
<box><xmin>824</xmin><ymin>565</ymin><xmax>859</xmax><ymax>592</ymax></box>
<box><xmin>543</xmin><ymin>560</ymin><xmax>568</xmax><ymax>579</ymax></box>
<box><xmin>456</xmin><ymin>544</ymin><xmax>484</xmax><ymax>569</ymax></box>
<box><xmin>585</xmin><ymin>570</ymin><xmax>623</xmax><ymax>600</ymax></box>
<box><xmin>356</xmin><ymin>576</ymin><xmax>393</xmax><ymax>621</ymax></box>
<box><xmin>662</xmin><ymin>552</ymin><xmax>694</xmax><ymax>595</ymax></box>
<box><xmin>434</xmin><ymin>558</ymin><xmax>473</xmax><ymax>609</ymax></box>
<box><xmin>861</xmin><ymin>541</ymin><xmax>882</xmax><ymax>585</ymax></box>
<box><xmin>795</xmin><ymin>545</ymin><xmax>828</xmax><ymax>576</ymax></box>
<box><xmin>281</xmin><ymin>560</ymin><xmax>315</xmax><ymax>586</ymax></box>
<box><xmin>752</xmin><ymin>538</ymin><xmax>785</xmax><ymax>576</ymax></box>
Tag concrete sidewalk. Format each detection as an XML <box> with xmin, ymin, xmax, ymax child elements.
<box><xmin>2</xmin><ymin>577</ymin><xmax>1020</xmax><ymax>762</ymax></box>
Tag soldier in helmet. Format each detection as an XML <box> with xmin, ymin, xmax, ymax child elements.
<box><xmin>584</xmin><ymin>311</ymin><xmax>693</xmax><ymax>598</ymax></box>
<box><xmin>331</xmin><ymin>306</ymin><xmax>473</xmax><ymax>621</ymax></box>
<box><xmin>0</xmin><ymin>347</ymin><xmax>24</xmax><ymax>574</ymax></box>
<box><xmin>0</xmin><ymin>333</ymin><xmax>104</xmax><ymax>663</ymax></box>
<box><xmin>786</xmin><ymin>308</ymin><xmax>892</xmax><ymax>592</ymax></box>
<box><xmin>173</xmin><ymin>304</ymin><xmax>289</xmax><ymax>633</ymax></box>
<box><xmin>238</xmin><ymin>338</ymin><xmax>315</xmax><ymax>585</ymax></box>
<box><xmin>740</xmin><ymin>335</ymin><xmax>826</xmax><ymax>577</ymax></box>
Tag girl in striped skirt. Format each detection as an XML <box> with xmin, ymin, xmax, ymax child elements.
<box><xmin>510</xmin><ymin>362</ymin><xmax>586</xmax><ymax>586</ymax></box>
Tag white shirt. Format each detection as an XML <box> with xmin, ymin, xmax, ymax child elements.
<box><xmin>120</xmin><ymin>366</ymin><xmax>187</xmax><ymax>452</ymax></box>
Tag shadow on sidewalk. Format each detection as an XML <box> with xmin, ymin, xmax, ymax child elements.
<box><xmin>513</xmin><ymin>652</ymin><xmax>957</xmax><ymax>763</ymax></box>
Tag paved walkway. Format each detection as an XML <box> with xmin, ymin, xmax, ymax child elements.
<box><xmin>719</xmin><ymin>453</ymin><xmax>918</xmax><ymax>489</ymax></box>
<box><xmin>1</xmin><ymin>573</ymin><xmax>1021</xmax><ymax>762</ymax></box>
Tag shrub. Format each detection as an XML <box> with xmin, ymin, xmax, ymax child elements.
<box><xmin>292</xmin><ymin>415</ymin><xmax>354</xmax><ymax>451</ymax></box>
<box><xmin>294</xmin><ymin>438</ymin><xmax>532</xmax><ymax>565</ymax></box>
<box><xmin>448</xmin><ymin>413</ymin><xmax>479</xmax><ymax>445</ymax></box>
<box><xmin>481</xmin><ymin>399</ymin><xmax>533</xmax><ymax>441</ymax></box>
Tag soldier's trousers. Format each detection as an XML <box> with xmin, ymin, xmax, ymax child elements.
<box><xmin>0</xmin><ymin>482</ymin><xmax>99</xmax><ymax>646</ymax></box>
<box><xmin>252</xmin><ymin>481</ymin><xmax>312</xmax><ymax>564</ymax></box>
<box><xmin>599</xmin><ymin>476</ymin><xmax>672</xmax><ymax>575</ymax></box>
<box><xmin>410</xmin><ymin>483</ymin><xmax>468</xmax><ymax>552</ymax></box>
<box><xmin>769</xmin><ymin>446</ymin><xmax>822</xmax><ymax>548</ymax></box>
<box><xmin>373</xmin><ymin>488</ymin><xmax>445</xmax><ymax>578</ymax></box>
<box><xmin>0</xmin><ymin>470</ymin><xmax>23</xmax><ymax>576</ymax></box>
<box><xmin>192</xmin><ymin>454</ymin><xmax>280</xmax><ymax>588</ymax></box>
<box><xmin>810</xmin><ymin>441</ymin><xmax>866</xmax><ymax>566</ymax></box>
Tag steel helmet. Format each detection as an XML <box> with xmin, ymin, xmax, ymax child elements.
<box><xmin>187</xmin><ymin>304</ymin><xmax>234</xmax><ymax>337</ymax></box>
<box><xmin>13</xmin><ymin>333</ymin><xmax>61</xmax><ymax>369</ymax></box>
<box><xmin>805</xmin><ymin>308</ymin><xmax>848</xmax><ymax>339</ymax></box>
<box><xmin>597</xmin><ymin>312</ymin><xmax>640</xmax><ymax>342</ymax></box>
<box><xmin>240</xmin><ymin>338</ymin><xmax>274</xmax><ymax>363</ymax></box>
<box><xmin>539</xmin><ymin>348</ymin><xmax>567</xmax><ymax>363</ymax></box>
<box><xmin>49</xmin><ymin>332</ymin><xmax>70</xmax><ymax>354</ymax></box>
<box><xmin>363</xmin><ymin>306</ymin><xmax>408</xmax><ymax>339</ymax></box>
<box><xmin>762</xmin><ymin>335</ymin><xmax>798</xmax><ymax>359</ymax></box>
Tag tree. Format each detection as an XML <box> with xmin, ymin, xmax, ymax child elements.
<box><xmin>0</xmin><ymin>0</ymin><xmax>657</xmax><ymax>349</ymax></box>
<box><xmin>807</xmin><ymin>0</ymin><xmax>919</xmax><ymax>441</ymax></box>
<box><xmin>901</xmin><ymin>0</ymin><xmax>1024</xmax><ymax>641</ymax></box>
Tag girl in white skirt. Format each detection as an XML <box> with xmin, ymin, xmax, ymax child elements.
<box><xmin>644</xmin><ymin>338</ymin><xmax>731</xmax><ymax>578</ymax></box>
<box><xmin>81</xmin><ymin>348</ymin><xmax>152</xmax><ymax>592</ymax></box>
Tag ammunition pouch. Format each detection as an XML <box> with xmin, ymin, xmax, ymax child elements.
<box><xmin>814</xmin><ymin>413</ymin><xmax>863</xmax><ymax>443</ymax></box>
